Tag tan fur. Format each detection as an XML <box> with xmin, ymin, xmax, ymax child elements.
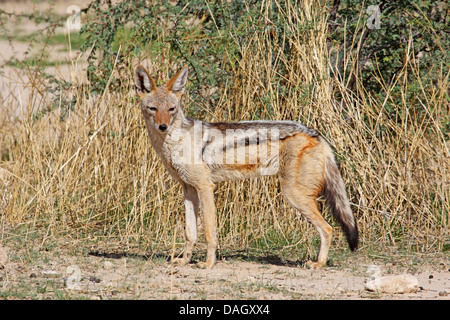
<box><xmin>135</xmin><ymin>65</ymin><xmax>358</xmax><ymax>269</ymax></box>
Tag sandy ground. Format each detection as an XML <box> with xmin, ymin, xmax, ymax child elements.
<box><xmin>1</xmin><ymin>239</ymin><xmax>449</xmax><ymax>300</ymax></box>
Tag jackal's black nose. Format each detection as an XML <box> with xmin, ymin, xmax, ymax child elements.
<box><xmin>159</xmin><ymin>124</ymin><xmax>168</xmax><ymax>131</ymax></box>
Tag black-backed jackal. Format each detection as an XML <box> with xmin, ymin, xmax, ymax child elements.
<box><xmin>135</xmin><ymin>65</ymin><xmax>358</xmax><ymax>269</ymax></box>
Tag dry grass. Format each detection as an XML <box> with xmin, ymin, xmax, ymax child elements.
<box><xmin>0</xmin><ymin>1</ymin><xmax>448</xmax><ymax>261</ymax></box>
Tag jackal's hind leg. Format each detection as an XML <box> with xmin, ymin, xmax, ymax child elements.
<box><xmin>196</xmin><ymin>185</ymin><xmax>217</xmax><ymax>269</ymax></box>
<box><xmin>280</xmin><ymin>180</ymin><xmax>332</xmax><ymax>268</ymax></box>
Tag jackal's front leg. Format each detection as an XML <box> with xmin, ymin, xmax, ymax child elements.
<box><xmin>197</xmin><ymin>185</ymin><xmax>217</xmax><ymax>269</ymax></box>
<box><xmin>173</xmin><ymin>184</ymin><xmax>199</xmax><ymax>266</ymax></box>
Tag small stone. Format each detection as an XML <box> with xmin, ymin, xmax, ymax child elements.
<box><xmin>103</xmin><ymin>261</ymin><xmax>114</xmax><ymax>270</ymax></box>
<box><xmin>438</xmin><ymin>291</ymin><xmax>448</xmax><ymax>296</ymax></box>
<box><xmin>41</xmin><ymin>270</ymin><xmax>61</xmax><ymax>277</ymax></box>
<box><xmin>428</xmin><ymin>275</ymin><xmax>433</xmax><ymax>279</ymax></box>
<box><xmin>30</xmin><ymin>273</ymin><xmax>37</xmax><ymax>278</ymax></box>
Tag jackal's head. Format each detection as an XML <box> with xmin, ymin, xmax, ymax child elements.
<box><xmin>135</xmin><ymin>65</ymin><xmax>188</xmax><ymax>133</ymax></box>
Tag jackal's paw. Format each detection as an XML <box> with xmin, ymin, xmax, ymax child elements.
<box><xmin>195</xmin><ymin>261</ymin><xmax>214</xmax><ymax>269</ymax></box>
<box><xmin>305</xmin><ymin>260</ymin><xmax>326</xmax><ymax>269</ymax></box>
<box><xmin>172</xmin><ymin>257</ymin><xmax>189</xmax><ymax>266</ymax></box>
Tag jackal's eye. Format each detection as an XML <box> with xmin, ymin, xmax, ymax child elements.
<box><xmin>148</xmin><ymin>106</ymin><xmax>157</xmax><ymax>112</ymax></box>
<box><xmin>169</xmin><ymin>107</ymin><xmax>175</xmax><ymax>112</ymax></box>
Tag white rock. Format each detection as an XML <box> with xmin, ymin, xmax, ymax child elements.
<box><xmin>365</xmin><ymin>274</ymin><xmax>419</xmax><ymax>294</ymax></box>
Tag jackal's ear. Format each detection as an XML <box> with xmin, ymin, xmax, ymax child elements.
<box><xmin>135</xmin><ymin>65</ymin><xmax>156</xmax><ymax>94</ymax></box>
<box><xmin>166</xmin><ymin>66</ymin><xmax>188</xmax><ymax>97</ymax></box>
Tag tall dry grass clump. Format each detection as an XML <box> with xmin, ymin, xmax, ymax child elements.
<box><xmin>0</xmin><ymin>0</ymin><xmax>448</xmax><ymax>258</ymax></box>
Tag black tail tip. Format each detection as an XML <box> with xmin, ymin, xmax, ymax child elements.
<box><xmin>346</xmin><ymin>227</ymin><xmax>359</xmax><ymax>252</ymax></box>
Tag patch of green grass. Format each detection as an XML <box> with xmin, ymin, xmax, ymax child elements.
<box><xmin>6</xmin><ymin>57</ymin><xmax>66</xmax><ymax>68</ymax></box>
<box><xmin>51</xmin><ymin>32</ymin><xmax>86</xmax><ymax>51</ymax></box>
<box><xmin>0</xmin><ymin>279</ymin><xmax>38</xmax><ymax>299</ymax></box>
<box><xmin>442</xmin><ymin>243</ymin><xmax>450</xmax><ymax>252</ymax></box>
<box><xmin>0</xmin><ymin>277</ymin><xmax>89</xmax><ymax>300</ymax></box>
<box><xmin>0</xmin><ymin>31</ymin><xmax>86</xmax><ymax>51</ymax></box>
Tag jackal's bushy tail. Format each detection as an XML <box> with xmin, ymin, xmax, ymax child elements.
<box><xmin>323</xmin><ymin>153</ymin><xmax>358</xmax><ymax>251</ymax></box>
